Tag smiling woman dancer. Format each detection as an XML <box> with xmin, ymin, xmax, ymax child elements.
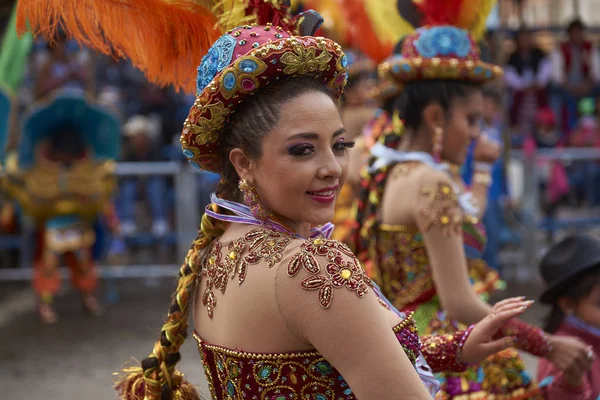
<box><xmin>18</xmin><ymin>1</ymin><xmax>533</xmax><ymax>399</ymax></box>
<box><xmin>348</xmin><ymin>0</ymin><xmax>595</xmax><ymax>398</ymax></box>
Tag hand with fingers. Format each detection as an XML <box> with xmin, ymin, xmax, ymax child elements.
<box><xmin>460</xmin><ymin>297</ymin><xmax>534</xmax><ymax>364</ymax></box>
<box><xmin>473</xmin><ymin>134</ymin><xmax>501</xmax><ymax>164</ymax></box>
<box><xmin>546</xmin><ymin>335</ymin><xmax>594</xmax><ymax>383</ymax></box>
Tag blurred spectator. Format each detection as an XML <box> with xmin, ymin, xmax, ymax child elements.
<box><xmin>532</xmin><ymin>108</ymin><xmax>562</xmax><ymax>149</ymax></box>
<box><xmin>550</xmin><ymin>19</ymin><xmax>600</xmax><ymax>133</ymax></box>
<box><xmin>481</xmin><ymin>88</ymin><xmax>504</xmax><ymax>145</ymax></box>
<box><xmin>34</xmin><ymin>33</ymin><xmax>93</xmax><ymax>100</ymax></box>
<box><xmin>118</xmin><ymin>115</ymin><xmax>169</xmax><ymax>237</ymax></box>
<box><xmin>505</xmin><ymin>28</ymin><xmax>551</xmax><ymax>139</ymax></box>
<box><xmin>569</xmin><ymin>98</ymin><xmax>600</xmax><ymax>148</ymax></box>
<box><xmin>565</xmin><ymin>98</ymin><xmax>600</xmax><ymax>207</ymax></box>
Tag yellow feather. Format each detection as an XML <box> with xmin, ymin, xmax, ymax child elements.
<box><xmin>364</xmin><ymin>0</ymin><xmax>415</xmax><ymax>46</ymax></box>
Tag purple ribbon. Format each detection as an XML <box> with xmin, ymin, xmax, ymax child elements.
<box><xmin>205</xmin><ymin>193</ymin><xmax>334</xmax><ymax>239</ymax></box>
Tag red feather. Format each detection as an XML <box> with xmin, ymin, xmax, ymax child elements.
<box><xmin>415</xmin><ymin>0</ymin><xmax>466</xmax><ymax>26</ymax></box>
<box><xmin>244</xmin><ymin>0</ymin><xmax>294</xmax><ymax>30</ymax></box>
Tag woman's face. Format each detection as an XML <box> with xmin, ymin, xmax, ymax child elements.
<box><xmin>442</xmin><ymin>90</ymin><xmax>483</xmax><ymax>165</ymax></box>
<box><xmin>246</xmin><ymin>91</ymin><xmax>349</xmax><ymax>230</ymax></box>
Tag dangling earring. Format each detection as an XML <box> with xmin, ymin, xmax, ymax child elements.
<box><xmin>392</xmin><ymin>109</ymin><xmax>405</xmax><ymax>137</ymax></box>
<box><xmin>239</xmin><ymin>179</ymin><xmax>270</xmax><ymax>221</ymax></box>
<box><xmin>433</xmin><ymin>127</ymin><xmax>444</xmax><ymax>163</ymax></box>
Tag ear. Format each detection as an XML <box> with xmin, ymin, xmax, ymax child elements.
<box><xmin>421</xmin><ymin>103</ymin><xmax>446</xmax><ymax>134</ymax></box>
<box><xmin>557</xmin><ymin>297</ymin><xmax>576</xmax><ymax>315</ymax></box>
<box><xmin>229</xmin><ymin>148</ymin><xmax>254</xmax><ymax>182</ymax></box>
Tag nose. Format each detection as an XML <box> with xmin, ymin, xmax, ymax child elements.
<box><xmin>317</xmin><ymin>150</ymin><xmax>343</xmax><ymax>180</ymax></box>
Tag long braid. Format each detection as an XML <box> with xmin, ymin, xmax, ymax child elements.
<box><xmin>115</xmin><ymin>210</ymin><xmax>225</xmax><ymax>400</ymax></box>
<box><xmin>348</xmin><ymin>111</ymin><xmax>403</xmax><ymax>264</ymax></box>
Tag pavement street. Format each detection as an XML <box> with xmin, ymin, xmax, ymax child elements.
<box><xmin>0</xmin><ymin>277</ymin><xmax>547</xmax><ymax>400</ymax></box>
<box><xmin>0</xmin><ymin>278</ymin><xmax>210</xmax><ymax>400</ymax></box>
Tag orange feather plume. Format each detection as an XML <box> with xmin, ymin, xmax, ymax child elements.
<box><xmin>343</xmin><ymin>0</ymin><xmax>393</xmax><ymax>63</ymax></box>
<box><xmin>16</xmin><ymin>0</ymin><xmax>298</xmax><ymax>93</ymax></box>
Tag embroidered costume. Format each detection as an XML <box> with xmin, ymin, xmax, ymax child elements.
<box><xmin>191</xmin><ymin>226</ymin><xmax>479</xmax><ymax>399</ymax></box>
<box><xmin>348</xmin><ymin>0</ymin><xmax>549</xmax><ymax>398</ymax></box>
<box><xmin>2</xmin><ymin>91</ymin><xmax>120</xmax><ymax>322</ymax></box>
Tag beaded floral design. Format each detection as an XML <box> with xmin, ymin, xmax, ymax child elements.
<box><xmin>281</xmin><ymin>40</ymin><xmax>333</xmax><ymax>74</ymax></box>
<box><xmin>200</xmin><ymin>229</ymin><xmax>291</xmax><ymax>318</ymax></box>
<box><xmin>414</xmin><ymin>26</ymin><xmax>471</xmax><ymax>58</ymax></box>
<box><xmin>288</xmin><ymin>238</ymin><xmax>370</xmax><ymax>309</ymax></box>
<box><xmin>419</xmin><ymin>182</ymin><xmax>463</xmax><ymax>237</ymax></box>
<box><xmin>196</xmin><ymin>34</ymin><xmax>237</xmax><ymax>94</ymax></box>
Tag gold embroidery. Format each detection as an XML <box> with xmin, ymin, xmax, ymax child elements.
<box><xmin>390</xmin><ymin>161</ymin><xmax>424</xmax><ymax>178</ymax></box>
<box><xmin>188</xmin><ymin>102</ymin><xmax>230</xmax><ymax>145</ymax></box>
<box><xmin>200</xmin><ymin>229</ymin><xmax>292</xmax><ymax>318</ymax></box>
<box><xmin>420</xmin><ymin>182</ymin><xmax>462</xmax><ymax>237</ymax></box>
<box><xmin>201</xmin><ymin>241</ymin><xmax>223</xmax><ymax>318</ymax></box>
<box><xmin>288</xmin><ymin>238</ymin><xmax>370</xmax><ymax>309</ymax></box>
<box><xmin>281</xmin><ymin>41</ymin><xmax>333</xmax><ymax>75</ymax></box>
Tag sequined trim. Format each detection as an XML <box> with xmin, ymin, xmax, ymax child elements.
<box><xmin>287</xmin><ymin>238</ymin><xmax>370</xmax><ymax>308</ymax></box>
<box><xmin>379</xmin><ymin>223</ymin><xmax>417</xmax><ymax>233</ymax></box>
<box><xmin>193</xmin><ymin>314</ymin><xmax>421</xmax><ymax>398</ymax></box>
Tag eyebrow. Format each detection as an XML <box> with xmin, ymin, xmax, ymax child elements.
<box><xmin>286</xmin><ymin>128</ymin><xmax>346</xmax><ymax>142</ymax></box>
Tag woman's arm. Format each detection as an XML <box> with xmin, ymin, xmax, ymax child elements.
<box><xmin>275</xmin><ymin>242</ymin><xmax>433</xmax><ymax>399</ymax></box>
<box><xmin>412</xmin><ymin>169</ymin><xmax>491</xmax><ymax>324</ymax></box>
<box><xmin>538</xmin><ymin>354</ymin><xmax>594</xmax><ymax>399</ymax></box>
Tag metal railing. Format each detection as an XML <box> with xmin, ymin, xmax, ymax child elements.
<box><xmin>508</xmin><ymin>147</ymin><xmax>600</xmax><ymax>275</ymax></box>
<box><xmin>0</xmin><ymin>161</ymin><xmax>202</xmax><ymax>280</ymax></box>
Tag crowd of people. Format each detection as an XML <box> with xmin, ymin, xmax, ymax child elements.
<box><xmin>2</xmin><ymin>0</ymin><xmax>600</xmax><ymax>398</ymax></box>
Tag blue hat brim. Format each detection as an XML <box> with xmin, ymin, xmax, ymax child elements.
<box><xmin>19</xmin><ymin>91</ymin><xmax>121</xmax><ymax>168</ymax></box>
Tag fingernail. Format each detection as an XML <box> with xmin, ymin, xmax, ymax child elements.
<box><xmin>526</xmin><ymin>300</ymin><xmax>535</xmax><ymax>306</ymax></box>
<box><xmin>518</xmin><ymin>296</ymin><xmax>526</xmax><ymax>300</ymax></box>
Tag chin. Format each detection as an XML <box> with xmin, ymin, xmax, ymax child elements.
<box><xmin>307</xmin><ymin>209</ymin><xmax>336</xmax><ymax>227</ymax></box>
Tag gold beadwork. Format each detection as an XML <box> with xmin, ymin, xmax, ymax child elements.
<box><xmin>200</xmin><ymin>229</ymin><xmax>291</xmax><ymax>318</ymax></box>
<box><xmin>420</xmin><ymin>182</ymin><xmax>463</xmax><ymax>237</ymax></box>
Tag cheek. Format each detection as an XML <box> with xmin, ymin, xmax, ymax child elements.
<box><xmin>577</xmin><ymin>302</ymin><xmax>600</xmax><ymax>327</ymax></box>
<box><xmin>257</xmin><ymin>158</ymin><xmax>312</xmax><ymax>200</ymax></box>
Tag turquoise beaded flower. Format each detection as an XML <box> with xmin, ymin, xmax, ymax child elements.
<box><xmin>196</xmin><ymin>34</ymin><xmax>237</xmax><ymax>94</ymax></box>
<box><xmin>414</xmin><ymin>26</ymin><xmax>471</xmax><ymax>59</ymax></box>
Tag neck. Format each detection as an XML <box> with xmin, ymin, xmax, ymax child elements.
<box><xmin>402</xmin><ymin>128</ymin><xmax>433</xmax><ymax>154</ymax></box>
<box><xmin>278</xmin><ymin>215</ymin><xmax>311</xmax><ymax>238</ymax></box>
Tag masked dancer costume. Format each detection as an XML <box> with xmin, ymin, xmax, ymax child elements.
<box><xmin>3</xmin><ymin>90</ymin><xmax>120</xmax><ymax>323</ymax></box>
<box><xmin>348</xmin><ymin>1</ymin><xmax>553</xmax><ymax>399</ymax></box>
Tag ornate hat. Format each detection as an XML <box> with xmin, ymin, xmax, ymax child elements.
<box><xmin>378</xmin><ymin>0</ymin><xmax>502</xmax><ymax>84</ymax></box>
<box><xmin>539</xmin><ymin>234</ymin><xmax>600</xmax><ymax>304</ymax></box>
<box><xmin>181</xmin><ymin>24</ymin><xmax>347</xmax><ymax>172</ymax></box>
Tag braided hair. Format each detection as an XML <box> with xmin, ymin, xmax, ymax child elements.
<box><xmin>115</xmin><ymin>76</ymin><xmax>334</xmax><ymax>400</ymax></box>
<box><xmin>348</xmin><ymin>80</ymin><xmax>480</xmax><ymax>261</ymax></box>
